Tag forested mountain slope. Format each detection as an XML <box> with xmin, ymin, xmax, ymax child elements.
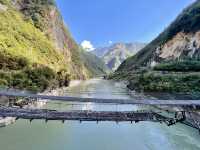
<box><xmin>0</xmin><ymin>0</ymin><xmax>107</xmax><ymax>92</ymax></box>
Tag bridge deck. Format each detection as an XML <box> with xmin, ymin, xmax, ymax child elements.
<box><xmin>0</xmin><ymin>91</ymin><xmax>200</xmax><ymax>106</ymax></box>
<box><xmin>0</xmin><ymin>107</ymin><xmax>176</xmax><ymax>123</ymax></box>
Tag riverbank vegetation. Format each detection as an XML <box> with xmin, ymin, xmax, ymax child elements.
<box><xmin>0</xmin><ymin>54</ymin><xmax>70</xmax><ymax>92</ymax></box>
<box><xmin>127</xmin><ymin>72</ymin><xmax>200</xmax><ymax>93</ymax></box>
<box><xmin>153</xmin><ymin>59</ymin><xmax>200</xmax><ymax>72</ymax></box>
<box><xmin>109</xmin><ymin>60</ymin><xmax>200</xmax><ymax>95</ymax></box>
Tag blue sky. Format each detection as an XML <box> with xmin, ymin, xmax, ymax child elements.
<box><xmin>56</xmin><ymin>0</ymin><xmax>195</xmax><ymax>49</ymax></box>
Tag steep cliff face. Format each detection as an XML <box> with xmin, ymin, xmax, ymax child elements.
<box><xmin>118</xmin><ymin>0</ymin><xmax>200</xmax><ymax>72</ymax></box>
<box><xmin>153</xmin><ymin>31</ymin><xmax>200</xmax><ymax>66</ymax></box>
<box><xmin>12</xmin><ymin>0</ymin><xmax>98</xmax><ymax>79</ymax></box>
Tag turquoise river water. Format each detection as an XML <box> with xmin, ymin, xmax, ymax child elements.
<box><xmin>0</xmin><ymin>79</ymin><xmax>199</xmax><ymax>150</ymax></box>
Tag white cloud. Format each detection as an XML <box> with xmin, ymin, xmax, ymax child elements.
<box><xmin>81</xmin><ymin>40</ymin><xmax>95</xmax><ymax>51</ymax></box>
<box><xmin>108</xmin><ymin>41</ymin><xmax>113</xmax><ymax>44</ymax></box>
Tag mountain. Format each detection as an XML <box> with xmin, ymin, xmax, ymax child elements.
<box><xmin>93</xmin><ymin>42</ymin><xmax>146</xmax><ymax>71</ymax></box>
<box><xmin>81</xmin><ymin>51</ymin><xmax>109</xmax><ymax>77</ymax></box>
<box><xmin>92</xmin><ymin>47</ymin><xmax>110</xmax><ymax>58</ymax></box>
<box><xmin>0</xmin><ymin>0</ymin><xmax>107</xmax><ymax>92</ymax></box>
<box><xmin>117</xmin><ymin>0</ymin><xmax>200</xmax><ymax>72</ymax></box>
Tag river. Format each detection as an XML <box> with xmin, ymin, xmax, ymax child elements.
<box><xmin>0</xmin><ymin>79</ymin><xmax>199</xmax><ymax>150</ymax></box>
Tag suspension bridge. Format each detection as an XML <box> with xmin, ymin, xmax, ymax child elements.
<box><xmin>0</xmin><ymin>91</ymin><xmax>199</xmax><ymax>129</ymax></box>
<box><xmin>0</xmin><ymin>91</ymin><xmax>200</xmax><ymax>106</ymax></box>
<box><xmin>0</xmin><ymin>106</ymin><xmax>186</xmax><ymax>126</ymax></box>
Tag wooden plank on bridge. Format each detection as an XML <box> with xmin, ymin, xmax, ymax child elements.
<box><xmin>0</xmin><ymin>107</ymin><xmax>175</xmax><ymax>123</ymax></box>
<box><xmin>0</xmin><ymin>91</ymin><xmax>200</xmax><ymax>106</ymax></box>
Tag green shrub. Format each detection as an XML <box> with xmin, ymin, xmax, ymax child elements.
<box><xmin>0</xmin><ymin>53</ymin><xmax>29</xmax><ymax>70</ymax></box>
<box><xmin>23</xmin><ymin>66</ymin><xmax>55</xmax><ymax>91</ymax></box>
<box><xmin>0</xmin><ymin>0</ymin><xmax>10</xmax><ymax>5</ymax></box>
<box><xmin>154</xmin><ymin>60</ymin><xmax>200</xmax><ymax>72</ymax></box>
<box><xmin>25</xmin><ymin>66</ymin><xmax>55</xmax><ymax>81</ymax></box>
<box><xmin>19</xmin><ymin>0</ymin><xmax>56</xmax><ymax>31</ymax></box>
<box><xmin>0</xmin><ymin>79</ymin><xmax>8</xmax><ymax>86</ymax></box>
<box><xmin>56</xmin><ymin>69</ymin><xmax>70</xmax><ymax>87</ymax></box>
<box><xmin>0</xmin><ymin>64</ymin><xmax>71</xmax><ymax>92</ymax></box>
<box><xmin>0</xmin><ymin>72</ymin><xmax>12</xmax><ymax>85</ymax></box>
<box><xmin>128</xmin><ymin>73</ymin><xmax>200</xmax><ymax>93</ymax></box>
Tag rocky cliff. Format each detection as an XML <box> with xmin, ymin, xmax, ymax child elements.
<box><xmin>12</xmin><ymin>0</ymin><xmax>98</xmax><ymax>79</ymax></box>
<box><xmin>118</xmin><ymin>0</ymin><xmax>200</xmax><ymax>72</ymax></box>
